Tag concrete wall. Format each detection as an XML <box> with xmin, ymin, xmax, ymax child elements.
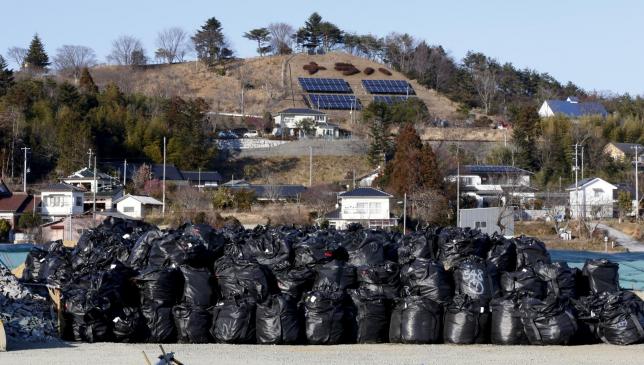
<box><xmin>459</xmin><ymin>207</ymin><xmax>514</xmax><ymax>236</ymax></box>
<box><xmin>216</xmin><ymin>139</ymin><xmax>288</xmax><ymax>150</ymax></box>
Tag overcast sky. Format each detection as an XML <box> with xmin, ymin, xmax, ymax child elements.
<box><xmin>2</xmin><ymin>0</ymin><xmax>643</xmax><ymax>95</ymax></box>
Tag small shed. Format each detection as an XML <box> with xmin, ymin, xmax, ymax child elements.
<box><xmin>114</xmin><ymin>194</ymin><xmax>163</xmax><ymax>219</ymax></box>
<box><xmin>458</xmin><ymin>207</ymin><xmax>514</xmax><ymax>236</ymax></box>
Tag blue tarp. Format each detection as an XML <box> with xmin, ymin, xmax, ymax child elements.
<box><xmin>551</xmin><ymin>250</ymin><xmax>644</xmax><ymax>291</ymax></box>
<box><xmin>0</xmin><ymin>243</ymin><xmax>36</xmax><ymax>271</ymax></box>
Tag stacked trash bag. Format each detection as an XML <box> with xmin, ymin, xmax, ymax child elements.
<box><xmin>21</xmin><ymin>218</ymin><xmax>644</xmax><ymax>345</ymax></box>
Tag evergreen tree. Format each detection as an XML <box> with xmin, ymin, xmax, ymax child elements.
<box><xmin>25</xmin><ymin>34</ymin><xmax>50</xmax><ymax>72</ymax></box>
<box><xmin>243</xmin><ymin>28</ymin><xmax>272</xmax><ymax>56</ymax></box>
<box><xmin>511</xmin><ymin>105</ymin><xmax>541</xmax><ymax>171</ymax></box>
<box><xmin>384</xmin><ymin>123</ymin><xmax>441</xmax><ymax>196</ymax></box>
<box><xmin>192</xmin><ymin>17</ymin><xmax>233</xmax><ymax>67</ymax></box>
<box><xmin>78</xmin><ymin>67</ymin><xmax>98</xmax><ymax>94</ymax></box>
<box><xmin>295</xmin><ymin>12</ymin><xmax>323</xmax><ymax>52</ymax></box>
<box><xmin>0</xmin><ymin>55</ymin><xmax>14</xmax><ymax>96</ymax></box>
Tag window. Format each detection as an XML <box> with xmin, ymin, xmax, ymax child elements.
<box><xmin>356</xmin><ymin>202</ymin><xmax>368</xmax><ymax>214</ymax></box>
<box><xmin>475</xmin><ymin>221</ymin><xmax>487</xmax><ymax>229</ymax></box>
<box><xmin>369</xmin><ymin>202</ymin><xmax>381</xmax><ymax>214</ymax></box>
<box><xmin>75</xmin><ymin>197</ymin><xmax>83</xmax><ymax>207</ymax></box>
<box><xmin>44</xmin><ymin>194</ymin><xmax>69</xmax><ymax>207</ymax></box>
<box><xmin>593</xmin><ymin>188</ymin><xmax>603</xmax><ymax>198</ymax></box>
<box><xmin>123</xmin><ymin>206</ymin><xmax>135</xmax><ymax>213</ymax></box>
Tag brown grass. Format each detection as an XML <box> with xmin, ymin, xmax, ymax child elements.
<box><xmin>515</xmin><ymin>221</ymin><xmax>626</xmax><ymax>252</ymax></box>
<box><xmin>606</xmin><ymin>221</ymin><xmax>644</xmax><ymax>240</ymax></box>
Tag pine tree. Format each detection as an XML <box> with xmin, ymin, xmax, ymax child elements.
<box><xmin>511</xmin><ymin>105</ymin><xmax>541</xmax><ymax>171</ymax></box>
<box><xmin>295</xmin><ymin>12</ymin><xmax>323</xmax><ymax>52</ymax></box>
<box><xmin>192</xmin><ymin>17</ymin><xmax>232</xmax><ymax>67</ymax></box>
<box><xmin>0</xmin><ymin>55</ymin><xmax>14</xmax><ymax>96</ymax></box>
<box><xmin>25</xmin><ymin>34</ymin><xmax>50</xmax><ymax>72</ymax></box>
<box><xmin>78</xmin><ymin>67</ymin><xmax>98</xmax><ymax>94</ymax></box>
<box><xmin>243</xmin><ymin>28</ymin><xmax>271</xmax><ymax>56</ymax></box>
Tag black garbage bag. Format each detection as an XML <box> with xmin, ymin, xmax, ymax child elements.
<box><xmin>136</xmin><ymin>269</ymin><xmax>184</xmax><ymax>307</ymax></box>
<box><xmin>582</xmin><ymin>259</ymin><xmax>620</xmax><ymax>294</ymax></box>
<box><xmin>520</xmin><ymin>297</ymin><xmax>577</xmax><ymax>345</ymax></box>
<box><xmin>597</xmin><ymin>291</ymin><xmax>644</xmax><ymax>345</ymax></box>
<box><xmin>256</xmin><ymin>294</ymin><xmax>301</xmax><ymax>344</ymax></box>
<box><xmin>437</xmin><ymin>227</ymin><xmax>489</xmax><ymax>269</ymax></box>
<box><xmin>490</xmin><ymin>297</ymin><xmax>527</xmax><ymax>345</ymax></box>
<box><xmin>400</xmin><ymin>258</ymin><xmax>452</xmax><ymax>304</ymax></box>
<box><xmin>180</xmin><ymin>265</ymin><xmax>214</xmax><ymax>307</ymax></box>
<box><xmin>343</xmin><ymin>230</ymin><xmax>386</xmax><ymax>266</ymax></box>
<box><xmin>304</xmin><ymin>290</ymin><xmax>345</xmax><ymax>345</ymax></box>
<box><xmin>214</xmin><ymin>257</ymin><xmax>269</xmax><ymax>301</ymax></box>
<box><xmin>397</xmin><ymin>229</ymin><xmax>437</xmax><ymax>264</ymax></box>
<box><xmin>140</xmin><ymin>300</ymin><xmax>177</xmax><ymax>343</ymax></box>
<box><xmin>443</xmin><ymin>295</ymin><xmax>491</xmax><ymax>344</ymax></box>
<box><xmin>499</xmin><ymin>268</ymin><xmax>546</xmax><ymax>299</ymax></box>
<box><xmin>487</xmin><ymin>234</ymin><xmax>516</xmax><ymax>272</ymax></box>
<box><xmin>274</xmin><ymin>266</ymin><xmax>315</xmax><ymax>299</ymax></box>
<box><xmin>21</xmin><ymin>246</ymin><xmax>48</xmax><ymax>282</ymax></box>
<box><xmin>173</xmin><ymin>304</ymin><xmax>212</xmax><ymax>343</ymax></box>
<box><xmin>127</xmin><ymin>229</ymin><xmax>163</xmax><ymax>270</ymax></box>
<box><xmin>42</xmin><ymin>242</ymin><xmax>72</xmax><ymax>287</ymax></box>
<box><xmin>113</xmin><ymin>307</ymin><xmax>147</xmax><ymax>343</ymax></box>
<box><xmin>389</xmin><ymin>295</ymin><xmax>442</xmax><ymax>344</ymax></box>
<box><xmin>211</xmin><ymin>297</ymin><xmax>257</xmax><ymax>344</ymax></box>
<box><xmin>570</xmin><ymin>294</ymin><xmax>603</xmax><ymax>344</ymax></box>
<box><xmin>293</xmin><ymin>234</ymin><xmax>337</xmax><ymax>268</ymax></box>
<box><xmin>312</xmin><ymin>260</ymin><xmax>357</xmax><ymax>292</ymax></box>
<box><xmin>348</xmin><ymin>289</ymin><xmax>389</xmax><ymax>343</ymax></box>
<box><xmin>452</xmin><ymin>256</ymin><xmax>499</xmax><ymax>304</ymax></box>
<box><xmin>356</xmin><ymin>261</ymin><xmax>401</xmax><ymax>299</ymax></box>
<box><xmin>244</xmin><ymin>228</ymin><xmax>292</xmax><ymax>269</ymax></box>
<box><xmin>535</xmin><ymin>261</ymin><xmax>577</xmax><ymax>299</ymax></box>
<box><xmin>514</xmin><ymin>236</ymin><xmax>551</xmax><ymax>269</ymax></box>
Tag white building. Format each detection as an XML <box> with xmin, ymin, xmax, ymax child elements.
<box><xmin>567</xmin><ymin>177</ymin><xmax>617</xmax><ymax>219</ymax></box>
<box><xmin>326</xmin><ymin>187</ymin><xmax>397</xmax><ymax>230</ymax></box>
<box><xmin>447</xmin><ymin>165</ymin><xmax>535</xmax><ymax>207</ymax></box>
<box><xmin>315</xmin><ymin>122</ymin><xmax>340</xmax><ymax>138</ymax></box>
<box><xmin>62</xmin><ymin>167</ymin><xmax>119</xmax><ymax>193</ymax></box>
<box><xmin>273</xmin><ymin>108</ymin><xmax>327</xmax><ymax>129</ymax></box>
<box><xmin>458</xmin><ymin>207</ymin><xmax>514</xmax><ymax>236</ymax></box>
<box><xmin>40</xmin><ymin>183</ymin><xmax>85</xmax><ymax>218</ymax></box>
<box><xmin>538</xmin><ymin>96</ymin><xmax>608</xmax><ymax>118</ymax></box>
<box><xmin>114</xmin><ymin>194</ymin><xmax>163</xmax><ymax>219</ymax></box>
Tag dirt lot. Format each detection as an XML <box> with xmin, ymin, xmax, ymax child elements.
<box><xmin>515</xmin><ymin>221</ymin><xmax>626</xmax><ymax>252</ymax></box>
<box><xmin>4</xmin><ymin>341</ymin><xmax>644</xmax><ymax>365</ymax></box>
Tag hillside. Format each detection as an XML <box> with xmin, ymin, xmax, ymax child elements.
<box><xmin>86</xmin><ymin>52</ymin><xmax>459</xmax><ymax>123</ymax></box>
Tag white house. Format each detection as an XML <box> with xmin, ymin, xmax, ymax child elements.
<box><xmin>274</xmin><ymin>108</ymin><xmax>327</xmax><ymax>129</ymax></box>
<box><xmin>567</xmin><ymin>177</ymin><xmax>617</xmax><ymax>219</ymax></box>
<box><xmin>114</xmin><ymin>194</ymin><xmax>163</xmax><ymax>219</ymax></box>
<box><xmin>40</xmin><ymin>183</ymin><xmax>85</xmax><ymax>218</ymax></box>
<box><xmin>325</xmin><ymin>187</ymin><xmax>397</xmax><ymax>230</ymax></box>
<box><xmin>315</xmin><ymin>122</ymin><xmax>340</xmax><ymax>138</ymax></box>
<box><xmin>447</xmin><ymin>165</ymin><xmax>535</xmax><ymax>207</ymax></box>
<box><xmin>62</xmin><ymin>167</ymin><xmax>119</xmax><ymax>193</ymax></box>
<box><xmin>538</xmin><ymin>96</ymin><xmax>608</xmax><ymax>118</ymax></box>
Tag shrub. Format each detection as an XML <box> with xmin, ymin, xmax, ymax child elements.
<box><xmin>364</xmin><ymin>67</ymin><xmax>375</xmax><ymax>75</ymax></box>
<box><xmin>378</xmin><ymin>67</ymin><xmax>392</xmax><ymax>76</ymax></box>
<box><xmin>342</xmin><ymin>68</ymin><xmax>360</xmax><ymax>76</ymax></box>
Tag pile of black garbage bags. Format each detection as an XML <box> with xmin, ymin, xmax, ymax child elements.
<box><xmin>21</xmin><ymin>219</ymin><xmax>644</xmax><ymax>345</ymax></box>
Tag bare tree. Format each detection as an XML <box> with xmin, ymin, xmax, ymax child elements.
<box><xmin>53</xmin><ymin>45</ymin><xmax>97</xmax><ymax>80</ymax></box>
<box><xmin>7</xmin><ymin>47</ymin><xmax>27</xmax><ymax>69</ymax></box>
<box><xmin>268</xmin><ymin>23</ymin><xmax>294</xmax><ymax>55</ymax></box>
<box><xmin>107</xmin><ymin>35</ymin><xmax>146</xmax><ymax>66</ymax></box>
<box><xmin>155</xmin><ymin>27</ymin><xmax>189</xmax><ymax>64</ymax></box>
<box><xmin>463</xmin><ymin>52</ymin><xmax>499</xmax><ymax>115</ymax></box>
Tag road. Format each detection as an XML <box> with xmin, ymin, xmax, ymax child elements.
<box><xmin>597</xmin><ymin>223</ymin><xmax>644</xmax><ymax>252</ymax></box>
<box><xmin>3</xmin><ymin>341</ymin><xmax>644</xmax><ymax>365</ymax></box>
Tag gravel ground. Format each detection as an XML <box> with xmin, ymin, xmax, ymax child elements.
<box><xmin>3</xmin><ymin>341</ymin><xmax>644</xmax><ymax>365</ymax></box>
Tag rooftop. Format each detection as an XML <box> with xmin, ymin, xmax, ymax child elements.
<box><xmin>65</xmin><ymin>167</ymin><xmax>113</xmax><ymax>180</ymax></box>
<box><xmin>278</xmin><ymin>108</ymin><xmax>326</xmax><ymax>115</ymax></box>
<box><xmin>338</xmin><ymin>187</ymin><xmax>393</xmax><ymax>198</ymax></box>
<box><xmin>566</xmin><ymin>177</ymin><xmax>617</xmax><ymax>190</ymax></box>
<box><xmin>0</xmin><ymin>192</ymin><xmax>37</xmax><ymax>213</ymax></box>
<box><xmin>460</xmin><ymin>165</ymin><xmax>534</xmax><ymax>175</ymax></box>
<box><xmin>544</xmin><ymin>98</ymin><xmax>608</xmax><ymax>118</ymax></box>
<box><xmin>113</xmin><ymin>194</ymin><xmax>163</xmax><ymax>205</ymax></box>
<box><xmin>42</xmin><ymin>183</ymin><xmax>85</xmax><ymax>193</ymax></box>
<box><xmin>608</xmin><ymin>142</ymin><xmax>644</xmax><ymax>155</ymax></box>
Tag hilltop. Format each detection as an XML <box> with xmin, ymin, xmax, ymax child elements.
<box><xmin>85</xmin><ymin>52</ymin><xmax>459</xmax><ymax>122</ymax></box>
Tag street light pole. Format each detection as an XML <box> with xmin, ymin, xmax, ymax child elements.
<box><xmin>634</xmin><ymin>145</ymin><xmax>640</xmax><ymax>220</ymax></box>
<box><xmin>162</xmin><ymin>137</ymin><xmax>166</xmax><ymax>217</ymax></box>
<box><xmin>403</xmin><ymin>192</ymin><xmax>407</xmax><ymax>235</ymax></box>
<box><xmin>21</xmin><ymin>146</ymin><xmax>30</xmax><ymax>192</ymax></box>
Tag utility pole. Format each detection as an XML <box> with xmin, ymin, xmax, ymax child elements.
<box><xmin>634</xmin><ymin>145</ymin><xmax>640</xmax><ymax>220</ymax></box>
<box><xmin>123</xmin><ymin>159</ymin><xmax>127</xmax><ymax>186</ymax></box>
<box><xmin>21</xmin><ymin>146</ymin><xmax>30</xmax><ymax>192</ymax></box>
<box><xmin>456</xmin><ymin>144</ymin><xmax>460</xmax><ymax>228</ymax></box>
<box><xmin>309</xmin><ymin>146</ymin><xmax>313</xmax><ymax>187</ymax></box>
<box><xmin>87</xmin><ymin>148</ymin><xmax>93</xmax><ymax>169</ymax></box>
<box><xmin>573</xmin><ymin>143</ymin><xmax>579</xmax><ymax>219</ymax></box>
<box><xmin>403</xmin><ymin>192</ymin><xmax>407</xmax><ymax>235</ymax></box>
<box><xmin>162</xmin><ymin>137</ymin><xmax>166</xmax><ymax>217</ymax></box>
<box><xmin>581</xmin><ymin>146</ymin><xmax>585</xmax><ymax>181</ymax></box>
<box><xmin>93</xmin><ymin>155</ymin><xmax>97</xmax><ymax>218</ymax></box>
<box><xmin>198</xmin><ymin>168</ymin><xmax>202</xmax><ymax>191</ymax></box>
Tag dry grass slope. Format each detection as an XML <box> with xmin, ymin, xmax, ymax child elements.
<box><xmin>85</xmin><ymin>52</ymin><xmax>458</xmax><ymax>124</ymax></box>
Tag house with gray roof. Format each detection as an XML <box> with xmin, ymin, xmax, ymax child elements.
<box><xmin>325</xmin><ymin>187</ymin><xmax>397</xmax><ymax>230</ymax></box>
<box><xmin>538</xmin><ymin>96</ymin><xmax>608</xmax><ymax>118</ymax></box>
<box><xmin>603</xmin><ymin>142</ymin><xmax>644</xmax><ymax>164</ymax></box>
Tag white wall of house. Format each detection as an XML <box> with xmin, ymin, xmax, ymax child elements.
<box><xmin>116</xmin><ymin>197</ymin><xmax>144</xmax><ymax>219</ymax></box>
<box><xmin>41</xmin><ymin>191</ymin><xmax>84</xmax><ymax>216</ymax></box>
<box><xmin>569</xmin><ymin>179</ymin><xmax>616</xmax><ymax>218</ymax></box>
<box><xmin>274</xmin><ymin>113</ymin><xmax>327</xmax><ymax>129</ymax></box>
<box><xmin>339</xmin><ymin>197</ymin><xmax>390</xmax><ymax>220</ymax></box>
<box><xmin>538</xmin><ymin>101</ymin><xmax>554</xmax><ymax>118</ymax></box>
<box><xmin>459</xmin><ymin>207</ymin><xmax>514</xmax><ymax>236</ymax></box>
<box><xmin>315</xmin><ymin>125</ymin><xmax>339</xmax><ymax>138</ymax></box>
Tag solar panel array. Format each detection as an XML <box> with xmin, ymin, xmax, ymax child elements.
<box><xmin>362</xmin><ymin>80</ymin><xmax>415</xmax><ymax>95</ymax></box>
<box><xmin>299</xmin><ymin>77</ymin><xmax>353</xmax><ymax>93</ymax></box>
<box><xmin>308</xmin><ymin>94</ymin><xmax>362</xmax><ymax>110</ymax></box>
<box><xmin>373</xmin><ymin>95</ymin><xmax>416</xmax><ymax>105</ymax></box>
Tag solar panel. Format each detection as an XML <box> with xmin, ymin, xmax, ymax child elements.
<box><xmin>372</xmin><ymin>95</ymin><xmax>416</xmax><ymax>105</ymax></box>
<box><xmin>362</xmin><ymin>80</ymin><xmax>415</xmax><ymax>95</ymax></box>
<box><xmin>298</xmin><ymin>78</ymin><xmax>353</xmax><ymax>93</ymax></box>
<box><xmin>308</xmin><ymin>94</ymin><xmax>362</xmax><ymax>110</ymax></box>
